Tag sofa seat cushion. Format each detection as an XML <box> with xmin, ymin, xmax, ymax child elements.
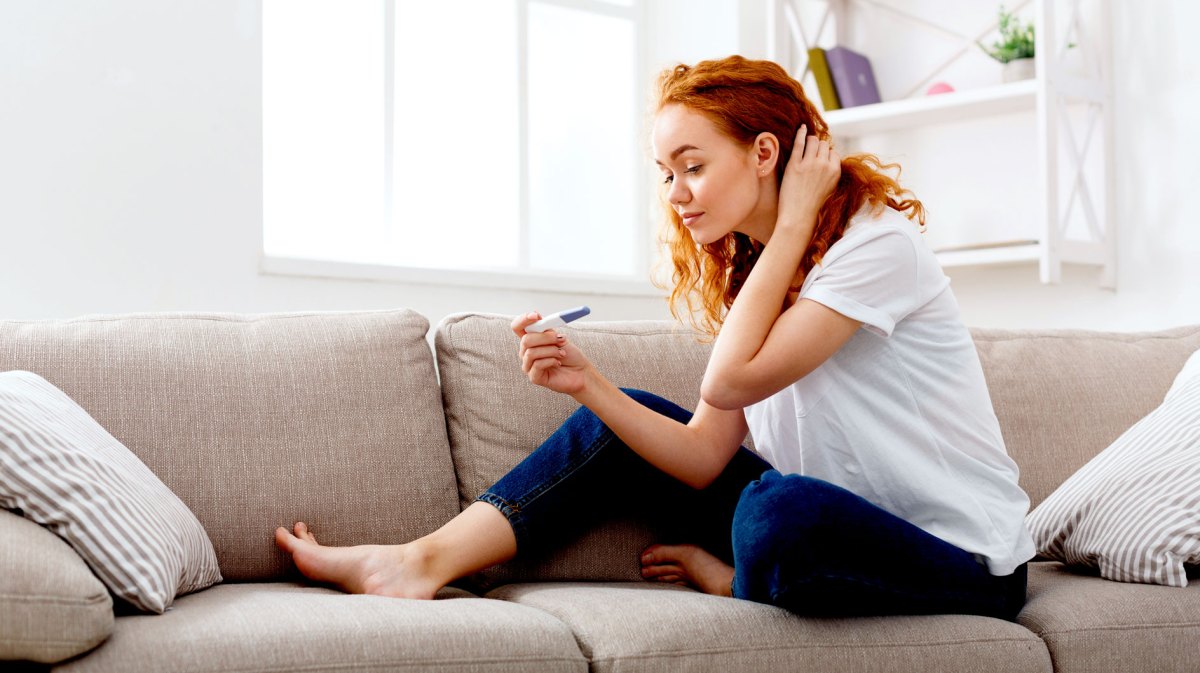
<box><xmin>487</xmin><ymin>582</ymin><xmax>1052</xmax><ymax>673</ymax></box>
<box><xmin>0</xmin><ymin>509</ymin><xmax>113</xmax><ymax>664</ymax></box>
<box><xmin>52</xmin><ymin>582</ymin><xmax>587</xmax><ymax>673</ymax></box>
<box><xmin>0</xmin><ymin>310</ymin><xmax>461</xmax><ymax>582</ymax></box>
<box><xmin>1018</xmin><ymin>562</ymin><xmax>1200</xmax><ymax>673</ymax></box>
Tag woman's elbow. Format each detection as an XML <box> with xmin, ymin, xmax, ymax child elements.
<box><xmin>699</xmin><ymin>378</ymin><xmax>745</xmax><ymax>411</ymax></box>
<box><xmin>681</xmin><ymin>459</ymin><xmax>722</xmax><ymax>490</ymax></box>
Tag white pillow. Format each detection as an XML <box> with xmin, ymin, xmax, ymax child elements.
<box><xmin>1025</xmin><ymin>349</ymin><xmax>1200</xmax><ymax>586</ymax></box>
<box><xmin>0</xmin><ymin>371</ymin><xmax>222</xmax><ymax>612</ymax></box>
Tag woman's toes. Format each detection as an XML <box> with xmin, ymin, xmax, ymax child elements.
<box><xmin>641</xmin><ymin>544</ymin><xmax>668</xmax><ymax>565</ymax></box>
<box><xmin>275</xmin><ymin>527</ymin><xmax>298</xmax><ymax>552</ymax></box>
<box><xmin>293</xmin><ymin>522</ymin><xmax>319</xmax><ymax>544</ymax></box>
<box><xmin>642</xmin><ymin>564</ymin><xmax>684</xmax><ymax>578</ymax></box>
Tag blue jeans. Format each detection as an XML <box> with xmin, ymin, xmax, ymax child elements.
<box><xmin>477</xmin><ymin>389</ymin><xmax>1027</xmax><ymax>620</ymax></box>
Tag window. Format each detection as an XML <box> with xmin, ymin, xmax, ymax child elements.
<box><xmin>263</xmin><ymin>0</ymin><xmax>653</xmax><ymax>290</ymax></box>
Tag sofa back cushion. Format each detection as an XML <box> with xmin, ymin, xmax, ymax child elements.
<box><xmin>435</xmin><ymin>313</ymin><xmax>728</xmax><ymax>584</ymax></box>
<box><xmin>0</xmin><ymin>310</ymin><xmax>460</xmax><ymax>581</ymax></box>
<box><xmin>970</xmin><ymin>324</ymin><xmax>1200</xmax><ymax>509</ymax></box>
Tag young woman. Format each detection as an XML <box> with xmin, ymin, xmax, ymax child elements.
<box><xmin>275</xmin><ymin>55</ymin><xmax>1035</xmax><ymax>620</ymax></box>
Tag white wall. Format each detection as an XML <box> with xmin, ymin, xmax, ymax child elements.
<box><xmin>1</xmin><ymin>1</ymin><xmax>1196</xmax><ymax>331</ymax></box>
<box><xmin>941</xmin><ymin>0</ymin><xmax>1200</xmax><ymax>330</ymax></box>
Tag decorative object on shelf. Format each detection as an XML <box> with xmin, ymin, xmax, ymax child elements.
<box><xmin>824</xmin><ymin>46</ymin><xmax>881</xmax><ymax>108</ymax></box>
<box><xmin>806</xmin><ymin>48</ymin><xmax>841</xmax><ymax>111</ymax></box>
<box><xmin>979</xmin><ymin>5</ymin><xmax>1036</xmax><ymax>82</ymax></box>
<box><xmin>1002</xmin><ymin>57</ymin><xmax>1036</xmax><ymax>82</ymax></box>
<box><xmin>925</xmin><ymin>81</ymin><xmax>955</xmax><ymax>95</ymax></box>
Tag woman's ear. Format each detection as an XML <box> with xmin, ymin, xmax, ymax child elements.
<box><xmin>752</xmin><ymin>132</ymin><xmax>780</xmax><ymax>177</ymax></box>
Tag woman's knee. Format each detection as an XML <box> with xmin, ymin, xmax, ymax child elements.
<box><xmin>732</xmin><ymin>473</ymin><xmax>843</xmax><ymax>558</ymax></box>
<box><xmin>736</xmin><ymin>472</ymin><xmax>840</xmax><ymax>520</ymax></box>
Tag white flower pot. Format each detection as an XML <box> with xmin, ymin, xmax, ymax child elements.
<box><xmin>1002</xmin><ymin>57</ymin><xmax>1036</xmax><ymax>83</ymax></box>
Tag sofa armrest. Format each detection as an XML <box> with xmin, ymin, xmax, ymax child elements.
<box><xmin>0</xmin><ymin>509</ymin><xmax>113</xmax><ymax>664</ymax></box>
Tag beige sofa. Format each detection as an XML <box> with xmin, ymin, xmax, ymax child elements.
<box><xmin>1</xmin><ymin>309</ymin><xmax>1199</xmax><ymax>673</ymax></box>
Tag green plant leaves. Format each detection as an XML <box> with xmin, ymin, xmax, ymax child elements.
<box><xmin>979</xmin><ymin>5</ymin><xmax>1035</xmax><ymax>64</ymax></box>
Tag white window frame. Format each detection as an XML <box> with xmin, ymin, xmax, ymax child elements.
<box><xmin>259</xmin><ymin>0</ymin><xmax>660</xmax><ymax>297</ymax></box>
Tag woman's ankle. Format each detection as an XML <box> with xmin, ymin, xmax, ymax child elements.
<box><xmin>415</xmin><ymin>503</ymin><xmax>519</xmax><ymax>584</ymax></box>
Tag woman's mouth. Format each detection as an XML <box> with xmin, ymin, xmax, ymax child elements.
<box><xmin>682</xmin><ymin>213</ymin><xmax>703</xmax><ymax>227</ymax></box>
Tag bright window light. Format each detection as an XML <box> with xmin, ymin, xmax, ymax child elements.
<box><xmin>528</xmin><ymin>3</ymin><xmax>637</xmax><ymax>276</ymax></box>
<box><xmin>263</xmin><ymin>0</ymin><xmax>646</xmax><ymax>280</ymax></box>
<box><xmin>391</xmin><ymin>0</ymin><xmax>520</xmax><ymax>270</ymax></box>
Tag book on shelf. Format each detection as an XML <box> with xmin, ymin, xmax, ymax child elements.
<box><xmin>806</xmin><ymin>48</ymin><xmax>841</xmax><ymax>111</ymax></box>
<box><xmin>825</xmin><ymin>46</ymin><xmax>881</xmax><ymax>108</ymax></box>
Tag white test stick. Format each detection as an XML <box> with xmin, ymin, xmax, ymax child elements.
<box><xmin>524</xmin><ymin>306</ymin><xmax>591</xmax><ymax>333</ymax></box>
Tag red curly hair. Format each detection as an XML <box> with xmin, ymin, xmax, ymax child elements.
<box><xmin>653</xmin><ymin>55</ymin><xmax>925</xmax><ymax>338</ymax></box>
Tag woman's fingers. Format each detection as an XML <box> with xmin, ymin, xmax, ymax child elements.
<box><xmin>518</xmin><ymin>330</ymin><xmax>562</xmax><ymax>358</ymax></box>
<box><xmin>805</xmin><ymin>131</ymin><xmax>821</xmax><ymax>158</ymax></box>
<box><xmin>791</xmin><ymin>122</ymin><xmax>837</xmax><ymax>163</ymax></box>
<box><xmin>529</xmin><ymin>356</ymin><xmax>561</xmax><ymax>379</ymax></box>
<box><xmin>510</xmin><ymin>312</ymin><xmax>541</xmax><ymax>338</ymax></box>
<box><xmin>522</xmin><ymin>343</ymin><xmax>567</xmax><ymax>373</ymax></box>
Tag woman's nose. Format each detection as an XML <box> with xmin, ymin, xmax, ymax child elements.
<box><xmin>668</xmin><ymin>179</ymin><xmax>690</xmax><ymax>205</ymax></box>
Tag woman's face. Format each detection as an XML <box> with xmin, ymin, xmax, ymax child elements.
<box><xmin>652</xmin><ymin>104</ymin><xmax>772</xmax><ymax>245</ymax></box>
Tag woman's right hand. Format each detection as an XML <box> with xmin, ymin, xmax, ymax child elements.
<box><xmin>511</xmin><ymin>312</ymin><xmax>593</xmax><ymax>396</ymax></box>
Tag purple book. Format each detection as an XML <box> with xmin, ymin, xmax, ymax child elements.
<box><xmin>825</xmin><ymin>46</ymin><xmax>881</xmax><ymax>108</ymax></box>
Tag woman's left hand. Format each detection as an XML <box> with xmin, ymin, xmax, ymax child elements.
<box><xmin>776</xmin><ymin>124</ymin><xmax>841</xmax><ymax>231</ymax></box>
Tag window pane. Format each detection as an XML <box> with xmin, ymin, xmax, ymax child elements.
<box><xmin>391</xmin><ymin>1</ymin><xmax>520</xmax><ymax>270</ymax></box>
<box><xmin>263</xmin><ymin>0</ymin><xmax>386</xmax><ymax>263</ymax></box>
<box><xmin>528</xmin><ymin>2</ymin><xmax>637</xmax><ymax>275</ymax></box>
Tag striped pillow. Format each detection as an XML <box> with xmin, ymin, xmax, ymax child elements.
<box><xmin>0</xmin><ymin>371</ymin><xmax>222</xmax><ymax>613</ymax></box>
<box><xmin>1026</xmin><ymin>349</ymin><xmax>1200</xmax><ymax>586</ymax></box>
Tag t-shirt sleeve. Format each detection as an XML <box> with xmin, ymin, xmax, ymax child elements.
<box><xmin>801</xmin><ymin>227</ymin><xmax>921</xmax><ymax>338</ymax></box>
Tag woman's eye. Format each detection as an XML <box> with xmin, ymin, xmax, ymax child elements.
<box><xmin>661</xmin><ymin>165</ymin><xmax>701</xmax><ymax>185</ymax></box>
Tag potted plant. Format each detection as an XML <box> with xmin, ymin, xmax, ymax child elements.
<box><xmin>979</xmin><ymin>5</ymin><xmax>1035</xmax><ymax>82</ymax></box>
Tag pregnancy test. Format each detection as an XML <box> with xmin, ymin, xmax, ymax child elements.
<box><xmin>525</xmin><ymin>306</ymin><xmax>591</xmax><ymax>333</ymax></box>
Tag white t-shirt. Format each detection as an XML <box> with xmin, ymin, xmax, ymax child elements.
<box><xmin>742</xmin><ymin>203</ymin><xmax>1036</xmax><ymax>576</ymax></box>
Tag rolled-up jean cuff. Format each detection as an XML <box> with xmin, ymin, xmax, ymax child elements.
<box><xmin>476</xmin><ymin>492</ymin><xmax>529</xmax><ymax>550</ymax></box>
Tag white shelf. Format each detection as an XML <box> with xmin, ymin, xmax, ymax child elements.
<box><xmin>771</xmin><ymin>0</ymin><xmax>1113</xmax><ymax>285</ymax></box>
<box><xmin>825</xmin><ymin>80</ymin><xmax>1038</xmax><ymax>138</ymax></box>
<box><xmin>933</xmin><ymin>241</ymin><xmax>1041</xmax><ymax>268</ymax></box>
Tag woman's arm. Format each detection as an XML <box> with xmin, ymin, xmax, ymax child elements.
<box><xmin>512</xmin><ymin>313</ymin><xmax>748</xmax><ymax>489</ymax></box>
<box><xmin>701</xmin><ymin>126</ymin><xmax>861</xmax><ymax>410</ymax></box>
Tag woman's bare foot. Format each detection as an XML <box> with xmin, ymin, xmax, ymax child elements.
<box><xmin>640</xmin><ymin>543</ymin><xmax>734</xmax><ymax>597</ymax></box>
<box><xmin>273</xmin><ymin>522</ymin><xmax>442</xmax><ymax>599</ymax></box>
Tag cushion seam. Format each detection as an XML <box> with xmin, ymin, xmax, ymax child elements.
<box><xmin>587</xmin><ymin>636</ymin><xmax>1043</xmax><ymax>662</ymax></box>
<box><xmin>440</xmin><ymin>316</ymin><xmax>475</xmax><ymax>510</ymax></box>
<box><xmin>0</xmin><ymin>310</ymin><xmax>419</xmax><ymax>325</ymax></box>
<box><xmin>178</xmin><ymin>654</ymin><xmax>586</xmax><ymax>673</ymax></box>
<box><xmin>0</xmin><ymin>636</ymin><xmax>103</xmax><ymax>646</ymax></box>
<box><xmin>1034</xmin><ymin>620</ymin><xmax>1200</xmax><ymax>636</ymax></box>
<box><xmin>971</xmin><ymin>331</ymin><xmax>1200</xmax><ymax>343</ymax></box>
<box><xmin>467</xmin><ymin>314</ymin><xmax>699</xmax><ymax>338</ymax></box>
<box><xmin>0</xmin><ymin>592</ymin><xmax>110</xmax><ymax>606</ymax></box>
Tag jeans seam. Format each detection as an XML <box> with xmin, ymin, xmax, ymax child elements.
<box><xmin>476</xmin><ymin>422</ymin><xmax>614</xmax><ymax>552</ymax></box>
<box><xmin>507</xmin><ymin>426</ymin><xmax>611</xmax><ymax>512</ymax></box>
